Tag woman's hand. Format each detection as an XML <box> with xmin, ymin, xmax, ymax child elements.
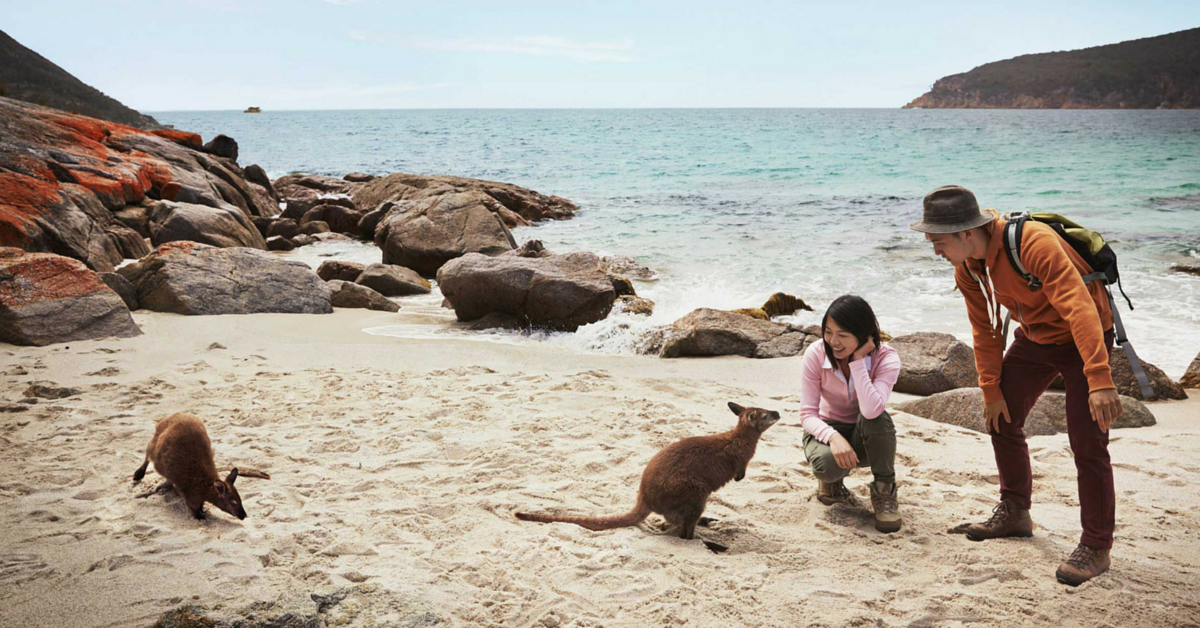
<box><xmin>851</xmin><ymin>337</ymin><xmax>876</xmax><ymax>362</ymax></box>
<box><xmin>829</xmin><ymin>433</ymin><xmax>858</xmax><ymax>469</ymax></box>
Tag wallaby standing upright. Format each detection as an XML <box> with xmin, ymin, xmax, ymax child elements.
<box><xmin>516</xmin><ymin>402</ymin><xmax>779</xmax><ymax>541</ymax></box>
<box><xmin>133</xmin><ymin>413</ymin><xmax>247</xmax><ymax>520</ymax></box>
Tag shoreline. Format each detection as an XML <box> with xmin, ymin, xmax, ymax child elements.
<box><xmin>2</xmin><ymin>310</ymin><xmax>1198</xmax><ymax>627</ymax></box>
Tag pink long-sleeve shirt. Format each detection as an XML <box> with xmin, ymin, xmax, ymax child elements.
<box><xmin>799</xmin><ymin>340</ymin><xmax>901</xmax><ymax>444</ymax></box>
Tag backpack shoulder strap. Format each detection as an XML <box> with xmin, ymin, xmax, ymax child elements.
<box><xmin>1001</xmin><ymin>211</ymin><xmax>1042</xmax><ymax>291</ymax></box>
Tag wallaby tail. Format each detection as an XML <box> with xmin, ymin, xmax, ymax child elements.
<box><xmin>132</xmin><ymin>459</ymin><xmax>149</xmax><ymax>483</ymax></box>
<box><xmin>515</xmin><ymin>500</ymin><xmax>651</xmax><ymax>531</ymax></box>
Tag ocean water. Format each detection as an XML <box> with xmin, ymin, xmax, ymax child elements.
<box><xmin>153</xmin><ymin>109</ymin><xmax>1200</xmax><ymax>376</ymax></box>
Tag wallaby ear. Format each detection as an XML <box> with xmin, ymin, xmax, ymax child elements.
<box><xmin>226</xmin><ymin>468</ymin><xmax>239</xmax><ymax>485</ymax></box>
<box><xmin>214</xmin><ymin>480</ymin><xmax>228</xmax><ymax>495</ymax></box>
<box><xmin>727</xmin><ymin>402</ymin><xmax>745</xmax><ymax>416</ymax></box>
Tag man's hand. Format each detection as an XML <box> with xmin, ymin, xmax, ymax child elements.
<box><xmin>1089</xmin><ymin>389</ymin><xmax>1121</xmax><ymax>433</ymax></box>
<box><xmin>829</xmin><ymin>433</ymin><xmax>859</xmax><ymax>469</ymax></box>
<box><xmin>985</xmin><ymin>398</ymin><xmax>1011</xmax><ymax>434</ymax></box>
<box><xmin>852</xmin><ymin>337</ymin><xmax>876</xmax><ymax>362</ymax></box>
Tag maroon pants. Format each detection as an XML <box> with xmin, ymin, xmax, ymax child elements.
<box><xmin>994</xmin><ymin>327</ymin><xmax>1116</xmax><ymax>550</ymax></box>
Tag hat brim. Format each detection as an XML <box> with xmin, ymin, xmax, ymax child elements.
<box><xmin>908</xmin><ymin>212</ymin><xmax>995</xmax><ymax>234</ymax></box>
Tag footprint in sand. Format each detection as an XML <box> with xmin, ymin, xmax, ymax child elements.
<box><xmin>0</xmin><ymin>554</ymin><xmax>56</xmax><ymax>588</ymax></box>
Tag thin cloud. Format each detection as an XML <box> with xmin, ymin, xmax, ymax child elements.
<box><xmin>349</xmin><ymin>31</ymin><xmax>637</xmax><ymax>62</ymax></box>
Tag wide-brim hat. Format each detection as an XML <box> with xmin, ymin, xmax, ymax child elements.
<box><xmin>909</xmin><ymin>185</ymin><xmax>995</xmax><ymax>233</ymax></box>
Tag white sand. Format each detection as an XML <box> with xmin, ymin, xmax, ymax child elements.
<box><xmin>1</xmin><ymin>308</ymin><xmax>1198</xmax><ymax>627</ymax></box>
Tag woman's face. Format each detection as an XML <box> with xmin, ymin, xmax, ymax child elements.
<box><xmin>823</xmin><ymin>317</ymin><xmax>859</xmax><ymax>361</ymax></box>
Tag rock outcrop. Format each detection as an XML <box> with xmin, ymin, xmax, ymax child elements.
<box><xmin>437</xmin><ymin>246</ymin><xmax>616</xmax><ymax>331</ymax></box>
<box><xmin>659</xmin><ymin>308</ymin><xmax>820</xmax><ymax>359</ymax></box>
<box><xmin>0</xmin><ymin>96</ymin><xmax>277</xmax><ymax>272</ymax></box>
<box><xmin>889</xmin><ymin>332</ymin><xmax>979</xmax><ymax>395</ymax></box>
<box><xmin>375</xmin><ymin>191</ymin><xmax>517</xmax><ymax>276</ymax></box>
<box><xmin>894</xmin><ymin>387</ymin><xmax>1156</xmax><ymax>436</ymax></box>
<box><xmin>118</xmin><ymin>242</ymin><xmax>331</xmax><ymax>315</ymax></box>
<box><xmin>0</xmin><ymin>247</ymin><xmax>141</xmax><ymax>345</ymax></box>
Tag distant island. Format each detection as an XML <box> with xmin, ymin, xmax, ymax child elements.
<box><xmin>904</xmin><ymin>27</ymin><xmax>1200</xmax><ymax>109</ymax></box>
<box><xmin>0</xmin><ymin>28</ymin><xmax>160</xmax><ymax>128</ymax></box>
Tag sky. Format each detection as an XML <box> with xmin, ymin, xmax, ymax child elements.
<box><xmin>2</xmin><ymin>0</ymin><xmax>1198</xmax><ymax>111</ymax></box>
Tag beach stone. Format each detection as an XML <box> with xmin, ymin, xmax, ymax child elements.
<box><xmin>1170</xmin><ymin>263</ymin><xmax>1200</xmax><ymax>277</ymax></box>
<box><xmin>292</xmin><ymin>234</ymin><xmax>317</xmax><ymax>247</ymax></box>
<box><xmin>437</xmin><ymin>247</ymin><xmax>617</xmax><ymax>331</ymax></box>
<box><xmin>301</xmin><ymin>220</ymin><xmax>331</xmax><ymax>235</ymax></box>
<box><xmin>356</xmin><ymin>203</ymin><xmax>394</xmax><ymax>240</ymax></box>
<box><xmin>266</xmin><ymin>236</ymin><xmax>296</xmax><ymax>251</ymax></box>
<box><xmin>312</xmin><ymin>583</ymin><xmax>441</xmax><ymax>628</ymax></box>
<box><xmin>0</xmin><ymin>248</ymin><xmax>141</xmax><ymax>346</ymax></box>
<box><xmin>202</xmin><ymin>134</ymin><xmax>238</xmax><ymax>161</ymax></box>
<box><xmin>890</xmin><ymin>332</ymin><xmax>979</xmax><ymax>395</ymax></box>
<box><xmin>328</xmin><ymin>280</ymin><xmax>400</xmax><ymax>312</ymax></box>
<box><xmin>375</xmin><ymin>191</ymin><xmax>517</xmax><ymax>276</ymax></box>
<box><xmin>600</xmin><ymin>255</ymin><xmax>656</xmax><ymax>280</ymax></box>
<box><xmin>24</xmin><ymin>382</ymin><xmax>84</xmax><ymax>399</ymax></box>
<box><xmin>243</xmin><ymin>164</ymin><xmax>277</xmax><ymax>199</ymax></box>
<box><xmin>251</xmin><ymin>216</ymin><xmax>274</xmax><ymax>238</ymax></box>
<box><xmin>355</xmin><ymin>263</ymin><xmax>431</xmax><ymax>296</ymax></box>
<box><xmin>731</xmin><ymin>293</ymin><xmax>814</xmax><ymax>321</ymax></box>
<box><xmin>153</xmin><ymin>591</ymin><xmax>319</xmax><ymax>628</ymax></box>
<box><xmin>300</xmin><ymin>203</ymin><xmax>364</xmax><ymax>235</ymax></box>
<box><xmin>317</xmin><ymin>260</ymin><xmax>366</xmax><ymax>282</ymax></box>
<box><xmin>153</xmin><ymin>584</ymin><xmax>438</xmax><ymax>628</ymax></box>
<box><xmin>267</xmin><ymin>218</ymin><xmax>301</xmax><ymax>240</ymax></box>
<box><xmin>463</xmin><ymin>311</ymin><xmax>527</xmax><ymax>330</ymax></box>
<box><xmin>274</xmin><ymin>173</ymin><xmax>357</xmax><ymax>202</ymax></box>
<box><xmin>659</xmin><ymin>308</ymin><xmax>820</xmax><ymax>359</ymax></box>
<box><xmin>895</xmin><ymin>387</ymin><xmax>1155</xmax><ymax>436</ymax></box>
<box><xmin>353</xmin><ymin>172</ymin><xmax>577</xmax><ymax>224</ymax></box>
<box><xmin>1050</xmin><ymin>351</ymin><xmax>1187</xmax><ymax>401</ymax></box>
<box><xmin>281</xmin><ymin>195</ymin><xmax>358</xmax><ymax>221</ymax></box>
<box><xmin>118</xmin><ymin>242</ymin><xmax>332</xmax><ymax>315</ymax></box>
<box><xmin>98</xmin><ymin>272</ymin><xmax>139</xmax><ymax>310</ymax></box>
<box><xmin>148</xmin><ymin>200</ymin><xmax>267</xmax><ymax>250</ymax></box>
<box><xmin>343</xmin><ymin>172</ymin><xmax>377</xmax><ymax>183</ymax></box>
<box><xmin>616</xmin><ymin>295</ymin><xmax>655</xmax><ymax>316</ymax></box>
<box><xmin>1182</xmin><ymin>351</ymin><xmax>1200</xmax><ymax>389</ymax></box>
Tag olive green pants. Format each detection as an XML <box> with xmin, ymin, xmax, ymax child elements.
<box><xmin>802</xmin><ymin>411</ymin><xmax>896</xmax><ymax>485</ymax></box>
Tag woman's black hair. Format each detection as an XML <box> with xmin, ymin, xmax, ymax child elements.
<box><xmin>822</xmin><ymin>294</ymin><xmax>883</xmax><ymax>366</ymax></box>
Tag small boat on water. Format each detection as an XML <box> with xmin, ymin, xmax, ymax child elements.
<box><xmin>244</xmin><ymin>106</ymin><xmax>261</xmax><ymax>113</ymax></box>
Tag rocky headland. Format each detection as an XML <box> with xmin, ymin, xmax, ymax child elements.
<box><xmin>904</xmin><ymin>27</ymin><xmax>1200</xmax><ymax>109</ymax></box>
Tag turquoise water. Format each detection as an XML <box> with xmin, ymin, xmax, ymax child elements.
<box><xmin>154</xmin><ymin>109</ymin><xmax>1200</xmax><ymax>376</ymax></box>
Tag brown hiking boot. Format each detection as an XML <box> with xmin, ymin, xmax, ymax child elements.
<box><xmin>964</xmin><ymin>500</ymin><xmax>1034</xmax><ymax>541</ymax></box>
<box><xmin>1056</xmin><ymin>544</ymin><xmax>1111</xmax><ymax>586</ymax></box>
<box><xmin>870</xmin><ymin>482</ymin><xmax>902</xmax><ymax>533</ymax></box>
<box><xmin>817</xmin><ymin>479</ymin><xmax>857</xmax><ymax>506</ymax></box>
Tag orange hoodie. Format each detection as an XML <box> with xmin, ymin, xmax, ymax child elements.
<box><xmin>954</xmin><ymin>210</ymin><xmax>1115</xmax><ymax>403</ymax></box>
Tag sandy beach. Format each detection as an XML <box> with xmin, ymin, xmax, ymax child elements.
<box><xmin>1</xmin><ymin>308</ymin><xmax>1198</xmax><ymax>627</ymax></box>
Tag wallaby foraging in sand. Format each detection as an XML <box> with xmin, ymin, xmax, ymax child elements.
<box><xmin>133</xmin><ymin>413</ymin><xmax>247</xmax><ymax>520</ymax></box>
<box><xmin>516</xmin><ymin>402</ymin><xmax>779</xmax><ymax>542</ymax></box>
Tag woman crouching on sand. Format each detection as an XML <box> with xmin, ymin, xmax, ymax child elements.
<box><xmin>799</xmin><ymin>294</ymin><xmax>903</xmax><ymax>532</ymax></box>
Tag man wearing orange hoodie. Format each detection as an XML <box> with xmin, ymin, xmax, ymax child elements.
<box><xmin>911</xmin><ymin>185</ymin><xmax>1122</xmax><ymax>586</ymax></box>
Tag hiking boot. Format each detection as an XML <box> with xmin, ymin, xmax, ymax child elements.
<box><xmin>964</xmin><ymin>500</ymin><xmax>1034</xmax><ymax>541</ymax></box>
<box><xmin>817</xmin><ymin>479</ymin><xmax>857</xmax><ymax>506</ymax></box>
<box><xmin>870</xmin><ymin>482</ymin><xmax>902</xmax><ymax>533</ymax></box>
<box><xmin>1055</xmin><ymin>543</ymin><xmax>1111</xmax><ymax>586</ymax></box>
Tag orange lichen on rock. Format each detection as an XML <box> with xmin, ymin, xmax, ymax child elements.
<box><xmin>151</xmin><ymin>129</ymin><xmax>203</xmax><ymax>148</ymax></box>
<box><xmin>0</xmin><ymin>172</ymin><xmax>62</xmax><ymax>210</ymax></box>
<box><xmin>0</xmin><ymin>249</ymin><xmax>108</xmax><ymax>306</ymax></box>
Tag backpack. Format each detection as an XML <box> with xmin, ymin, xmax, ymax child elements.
<box><xmin>1001</xmin><ymin>211</ymin><xmax>1154</xmax><ymax>399</ymax></box>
